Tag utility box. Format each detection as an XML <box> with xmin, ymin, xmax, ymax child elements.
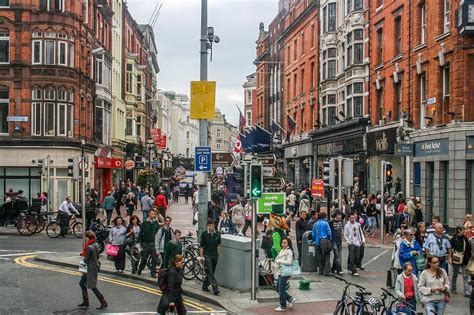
<box><xmin>215</xmin><ymin>234</ymin><xmax>257</xmax><ymax>291</ymax></box>
<box><xmin>301</xmin><ymin>231</ymin><xmax>318</xmax><ymax>272</ymax></box>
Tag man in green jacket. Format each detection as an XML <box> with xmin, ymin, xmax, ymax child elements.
<box><xmin>162</xmin><ymin>229</ymin><xmax>182</xmax><ymax>269</ymax></box>
<box><xmin>101</xmin><ymin>191</ymin><xmax>116</xmax><ymax>226</ymax></box>
<box><xmin>137</xmin><ymin>208</ymin><xmax>160</xmax><ymax>277</ymax></box>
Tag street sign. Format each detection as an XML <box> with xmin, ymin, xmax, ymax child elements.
<box><xmin>212</xmin><ymin>152</ymin><xmax>236</xmax><ymax>168</ymax></box>
<box><xmin>152</xmin><ymin>160</ymin><xmax>160</xmax><ymax>167</ymax></box>
<box><xmin>190</xmin><ymin>81</ymin><xmax>216</xmax><ymax>120</ymax></box>
<box><xmin>311</xmin><ymin>179</ymin><xmax>324</xmax><ymax>197</ymax></box>
<box><xmin>394</xmin><ymin>143</ymin><xmax>414</xmax><ymax>156</ymax></box>
<box><xmin>263</xmin><ymin>166</ymin><xmax>275</xmax><ymax>177</ymax></box>
<box><xmin>7</xmin><ymin>116</ymin><xmax>28</xmax><ymax>122</ymax></box>
<box><xmin>125</xmin><ymin>160</ymin><xmax>135</xmax><ymax>170</ymax></box>
<box><xmin>257</xmin><ymin>154</ymin><xmax>276</xmax><ymax>165</ymax></box>
<box><xmin>263</xmin><ymin>177</ymin><xmax>285</xmax><ymax>190</ymax></box>
<box><xmin>195</xmin><ymin>146</ymin><xmax>212</xmax><ymax>172</ymax></box>
<box><xmin>135</xmin><ymin>161</ymin><xmax>145</xmax><ymax>169</ymax></box>
<box><xmin>215</xmin><ymin>167</ymin><xmax>223</xmax><ymax>177</ymax></box>
<box><xmin>256</xmin><ymin>193</ymin><xmax>286</xmax><ymax>214</ymax></box>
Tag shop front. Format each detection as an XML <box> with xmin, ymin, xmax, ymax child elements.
<box><xmin>311</xmin><ymin>118</ymin><xmax>369</xmax><ymax>194</ymax></box>
<box><xmin>410</xmin><ymin>123</ymin><xmax>474</xmax><ymax>228</ymax></box>
<box><xmin>283</xmin><ymin>140</ymin><xmax>313</xmax><ymax>188</ymax></box>
<box><xmin>366</xmin><ymin>124</ymin><xmax>404</xmax><ymax>195</ymax></box>
<box><xmin>94</xmin><ymin>157</ymin><xmax>123</xmax><ymax>201</ymax></box>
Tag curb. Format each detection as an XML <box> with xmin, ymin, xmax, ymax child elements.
<box><xmin>33</xmin><ymin>256</ymin><xmax>227</xmax><ymax>312</ymax></box>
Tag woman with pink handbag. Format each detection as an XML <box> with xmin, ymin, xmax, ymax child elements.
<box><xmin>108</xmin><ymin>216</ymin><xmax>127</xmax><ymax>273</ymax></box>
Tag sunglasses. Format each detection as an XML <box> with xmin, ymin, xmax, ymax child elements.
<box><xmin>432</xmin><ymin>260</ymin><xmax>440</xmax><ymax>264</ymax></box>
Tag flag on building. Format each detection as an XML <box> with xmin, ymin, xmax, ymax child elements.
<box><xmin>287</xmin><ymin>115</ymin><xmax>297</xmax><ymax>142</ymax></box>
<box><xmin>236</xmin><ymin>105</ymin><xmax>246</xmax><ymax>134</ymax></box>
<box><xmin>233</xmin><ymin>134</ymin><xmax>242</xmax><ymax>154</ymax></box>
<box><xmin>256</xmin><ymin>125</ymin><xmax>271</xmax><ymax>153</ymax></box>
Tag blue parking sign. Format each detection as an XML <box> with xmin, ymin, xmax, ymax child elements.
<box><xmin>195</xmin><ymin>147</ymin><xmax>212</xmax><ymax>172</ymax></box>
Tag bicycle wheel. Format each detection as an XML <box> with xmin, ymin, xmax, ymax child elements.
<box><xmin>34</xmin><ymin>215</ymin><xmax>46</xmax><ymax>233</ymax></box>
<box><xmin>46</xmin><ymin>221</ymin><xmax>61</xmax><ymax>238</ymax></box>
<box><xmin>72</xmin><ymin>222</ymin><xmax>83</xmax><ymax>238</ymax></box>
<box><xmin>16</xmin><ymin>216</ymin><xmax>35</xmax><ymax>236</ymax></box>
<box><xmin>193</xmin><ymin>257</ymin><xmax>205</xmax><ymax>282</ymax></box>
<box><xmin>333</xmin><ymin>301</ymin><xmax>348</xmax><ymax>315</ymax></box>
<box><xmin>182</xmin><ymin>255</ymin><xmax>197</xmax><ymax>280</ymax></box>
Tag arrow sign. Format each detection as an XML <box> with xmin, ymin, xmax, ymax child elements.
<box><xmin>212</xmin><ymin>153</ymin><xmax>236</xmax><ymax>168</ymax></box>
<box><xmin>263</xmin><ymin>177</ymin><xmax>285</xmax><ymax>190</ymax></box>
<box><xmin>257</xmin><ymin>154</ymin><xmax>276</xmax><ymax>166</ymax></box>
<box><xmin>195</xmin><ymin>147</ymin><xmax>212</xmax><ymax>172</ymax></box>
<box><xmin>252</xmin><ymin>187</ymin><xmax>261</xmax><ymax>196</ymax></box>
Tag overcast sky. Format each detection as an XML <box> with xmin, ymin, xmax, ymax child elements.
<box><xmin>127</xmin><ymin>0</ymin><xmax>277</xmax><ymax>125</ymax></box>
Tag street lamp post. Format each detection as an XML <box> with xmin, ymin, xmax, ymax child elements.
<box><xmin>146</xmin><ymin>138</ymin><xmax>154</xmax><ymax>191</ymax></box>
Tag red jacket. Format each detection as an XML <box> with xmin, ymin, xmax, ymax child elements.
<box><xmin>155</xmin><ymin>195</ymin><xmax>167</xmax><ymax>209</ymax></box>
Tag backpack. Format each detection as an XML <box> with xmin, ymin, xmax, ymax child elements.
<box><xmin>158</xmin><ymin>268</ymin><xmax>169</xmax><ymax>291</ymax></box>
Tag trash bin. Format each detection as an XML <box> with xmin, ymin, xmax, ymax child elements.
<box><xmin>301</xmin><ymin>231</ymin><xmax>317</xmax><ymax>272</ymax></box>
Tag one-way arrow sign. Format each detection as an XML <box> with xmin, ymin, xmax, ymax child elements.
<box><xmin>212</xmin><ymin>153</ymin><xmax>237</xmax><ymax>168</ymax></box>
<box><xmin>257</xmin><ymin>154</ymin><xmax>276</xmax><ymax>166</ymax></box>
<box><xmin>263</xmin><ymin>177</ymin><xmax>285</xmax><ymax>190</ymax></box>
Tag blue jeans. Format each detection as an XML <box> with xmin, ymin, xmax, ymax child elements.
<box><xmin>277</xmin><ymin>275</ymin><xmax>292</xmax><ymax>308</ymax></box>
<box><xmin>424</xmin><ymin>300</ymin><xmax>445</xmax><ymax>315</ymax></box>
<box><xmin>142</xmin><ymin>210</ymin><xmax>148</xmax><ymax>222</ymax></box>
<box><xmin>451</xmin><ymin>264</ymin><xmax>471</xmax><ymax>295</ymax></box>
<box><xmin>332</xmin><ymin>242</ymin><xmax>342</xmax><ymax>273</ymax></box>
<box><xmin>405</xmin><ymin>297</ymin><xmax>416</xmax><ymax>315</ymax></box>
<box><xmin>367</xmin><ymin>216</ymin><xmax>377</xmax><ymax>234</ymax></box>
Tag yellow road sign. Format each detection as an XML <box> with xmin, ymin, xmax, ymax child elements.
<box><xmin>190</xmin><ymin>81</ymin><xmax>216</xmax><ymax>120</ymax></box>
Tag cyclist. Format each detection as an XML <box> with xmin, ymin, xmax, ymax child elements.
<box><xmin>58</xmin><ymin>196</ymin><xmax>80</xmax><ymax>237</ymax></box>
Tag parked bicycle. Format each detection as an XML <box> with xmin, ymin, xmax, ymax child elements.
<box><xmin>46</xmin><ymin>213</ymin><xmax>83</xmax><ymax>238</ymax></box>
<box><xmin>333</xmin><ymin>275</ymin><xmax>374</xmax><ymax>315</ymax></box>
<box><xmin>379</xmin><ymin>288</ymin><xmax>417</xmax><ymax>315</ymax></box>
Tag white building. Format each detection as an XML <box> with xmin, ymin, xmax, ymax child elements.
<box><xmin>242</xmin><ymin>72</ymin><xmax>256</xmax><ymax>127</ymax></box>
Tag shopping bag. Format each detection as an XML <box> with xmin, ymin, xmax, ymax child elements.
<box><xmin>105</xmin><ymin>244</ymin><xmax>119</xmax><ymax>257</ymax></box>
<box><xmin>78</xmin><ymin>259</ymin><xmax>87</xmax><ymax>273</ymax></box>
<box><xmin>280</xmin><ymin>260</ymin><xmax>301</xmax><ymax>277</ymax></box>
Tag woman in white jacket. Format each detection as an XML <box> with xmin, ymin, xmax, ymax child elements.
<box><xmin>273</xmin><ymin>237</ymin><xmax>296</xmax><ymax>312</ymax></box>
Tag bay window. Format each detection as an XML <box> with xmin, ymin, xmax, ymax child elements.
<box><xmin>126</xmin><ymin>64</ymin><xmax>133</xmax><ymax>93</ymax></box>
<box><xmin>32</xmin><ymin>102</ymin><xmax>41</xmax><ymax>135</ymax></box>
<box><xmin>0</xmin><ymin>0</ymin><xmax>9</xmax><ymax>8</ymax></box>
<box><xmin>0</xmin><ymin>32</ymin><xmax>9</xmax><ymax>64</ymax></box>
<box><xmin>58</xmin><ymin>41</ymin><xmax>67</xmax><ymax>66</ymax></box>
<box><xmin>346</xmin><ymin>82</ymin><xmax>364</xmax><ymax>117</ymax></box>
<box><xmin>32</xmin><ymin>40</ymin><xmax>42</xmax><ymax>64</ymax></box>
<box><xmin>125</xmin><ymin>118</ymin><xmax>133</xmax><ymax>136</ymax></box>
<box><xmin>94</xmin><ymin>100</ymin><xmax>111</xmax><ymax>145</ymax></box>
<box><xmin>44</xmin><ymin>40</ymin><xmax>55</xmax><ymax>65</ymax></box>
<box><xmin>321</xmin><ymin>94</ymin><xmax>337</xmax><ymax>125</ymax></box>
<box><xmin>44</xmin><ymin>102</ymin><xmax>55</xmax><ymax>136</ymax></box>
<box><xmin>31</xmin><ymin>32</ymin><xmax>75</xmax><ymax>67</ymax></box>
<box><xmin>57</xmin><ymin>103</ymin><xmax>67</xmax><ymax>136</ymax></box>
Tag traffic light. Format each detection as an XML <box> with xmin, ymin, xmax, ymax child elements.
<box><xmin>68</xmin><ymin>157</ymin><xmax>79</xmax><ymax>179</ymax></box>
<box><xmin>37</xmin><ymin>159</ymin><xmax>45</xmax><ymax>175</ymax></box>
<box><xmin>323</xmin><ymin>159</ymin><xmax>335</xmax><ymax>187</ymax></box>
<box><xmin>250</xmin><ymin>164</ymin><xmax>263</xmax><ymax>198</ymax></box>
<box><xmin>385</xmin><ymin>162</ymin><xmax>393</xmax><ymax>184</ymax></box>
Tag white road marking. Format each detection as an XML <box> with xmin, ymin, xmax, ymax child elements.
<box><xmin>362</xmin><ymin>249</ymin><xmax>390</xmax><ymax>268</ymax></box>
<box><xmin>0</xmin><ymin>252</ymin><xmax>39</xmax><ymax>257</ymax></box>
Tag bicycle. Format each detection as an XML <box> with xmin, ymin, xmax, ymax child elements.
<box><xmin>379</xmin><ymin>287</ymin><xmax>417</xmax><ymax>315</ymax></box>
<box><xmin>124</xmin><ymin>237</ymin><xmax>157</xmax><ymax>272</ymax></box>
<box><xmin>333</xmin><ymin>275</ymin><xmax>373</xmax><ymax>315</ymax></box>
<box><xmin>46</xmin><ymin>214</ymin><xmax>83</xmax><ymax>238</ymax></box>
<box><xmin>16</xmin><ymin>211</ymin><xmax>39</xmax><ymax>236</ymax></box>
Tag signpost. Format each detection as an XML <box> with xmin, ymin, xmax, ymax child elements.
<box><xmin>263</xmin><ymin>177</ymin><xmax>285</xmax><ymax>190</ymax></box>
<box><xmin>311</xmin><ymin>179</ymin><xmax>324</xmax><ymax>198</ymax></box>
<box><xmin>195</xmin><ymin>146</ymin><xmax>212</xmax><ymax>172</ymax></box>
<box><xmin>211</xmin><ymin>152</ymin><xmax>236</xmax><ymax>168</ymax></box>
<box><xmin>256</xmin><ymin>154</ymin><xmax>276</xmax><ymax>165</ymax></box>
<box><xmin>256</xmin><ymin>193</ymin><xmax>286</xmax><ymax>214</ymax></box>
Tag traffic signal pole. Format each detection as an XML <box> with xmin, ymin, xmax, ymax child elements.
<box><xmin>380</xmin><ymin>161</ymin><xmax>386</xmax><ymax>245</ymax></box>
<box><xmin>197</xmin><ymin>0</ymin><xmax>209</xmax><ymax>238</ymax></box>
<box><xmin>338</xmin><ymin>156</ymin><xmax>343</xmax><ymax>210</ymax></box>
<box><xmin>81</xmin><ymin>140</ymin><xmax>86</xmax><ymax>245</ymax></box>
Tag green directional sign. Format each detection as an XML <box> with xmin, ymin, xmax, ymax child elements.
<box><xmin>257</xmin><ymin>193</ymin><xmax>286</xmax><ymax>214</ymax></box>
<box><xmin>250</xmin><ymin>164</ymin><xmax>263</xmax><ymax>199</ymax></box>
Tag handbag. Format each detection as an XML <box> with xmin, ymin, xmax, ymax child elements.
<box><xmin>78</xmin><ymin>259</ymin><xmax>87</xmax><ymax>273</ymax></box>
<box><xmin>415</xmin><ymin>254</ymin><xmax>427</xmax><ymax>271</ymax></box>
<box><xmin>105</xmin><ymin>244</ymin><xmax>119</xmax><ymax>257</ymax></box>
<box><xmin>386</xmin><ymin>267</ymin><xmax>397</xmax><ymax>288</ymax></box>
<box><xmin>452</xmin><ymin>238</ymin><xmax>466</xmax><ymax>265</ymax></box>
<box><xmin>467</xmin><ymin>257</ymin><xmax>474</xmax><ymax>276</ymax></box>
<box><xmin>280</xmin><ymin>260</ymin><xmax>301</xmax><ymax>277</ymax></box>
<box><xmin>315</xmin><ymin>222</ymin><xmax>332</xmax><ymax>253</ymax></box>
<box><xmin>444</xmin><ymin>292</ymin><xmax>450</xmax><ymax>303</ymax></box>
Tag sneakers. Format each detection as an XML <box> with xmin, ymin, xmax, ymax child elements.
<box><xmin>287</xmin><ymin>298</ymin><xmax>296</xmax><ymax>308</ymax></box>
<box><xmin>137</xmin><ymin>270</ymin><xmax>142</xmax><ymax>276</ymax></box>
<box><xmin>338</xmin><ymin>271</ymin><xmax>345</xmax><ymax>275</ymax></box>
<box><xmin>353</xmin><ymin>272</ymin><xmax>360</xmax><ymax>276</ymax></box>
<box><xmin>358</xmin><ymin>267</ymin><xmax>366</xmax><ymax>271</ymax></box>
<box><xmin>275</xmin><ymin>306</ymin><xmax>287</xmax><ymax>312</ymax></box>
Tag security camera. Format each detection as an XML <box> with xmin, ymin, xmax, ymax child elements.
<box><xmin>214</xmin><ymin>36</ymin><xmax>220</xmax><ymax>43</ymax></box>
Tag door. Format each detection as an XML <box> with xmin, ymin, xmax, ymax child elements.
<box><xmin>55</xmin><ymin>178</ymin><xmax>69</xmax><ymax>211</ymax></box>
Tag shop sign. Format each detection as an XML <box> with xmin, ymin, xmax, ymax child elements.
<box><xmin>257</xmin><ymin>193</ymin><xmax>286</xmax><ymax>214</ymax></box>
<box><xmin>311</xmin><ymin>179</ymin><xmax>324</xmax><ymax>198</ymax></box>
<box><xmin>125</xmin><ymin>160</ymin><xmax>135</xmax><ymax>170</ymax></box>
<box><xmin>96</xmin><ymin>157</ymin><xmax>123</xmax><ymax>169</ymax></box>
<box><xmin>317</xmin><ymin>138</ymin><xmax>364</xmax><ymax>156</ymax></box>
<box><xmin>366</xmin><ymin>128</ymin><xmax>397</xmax><ymax>155</ymax></box>
<box><xmin>394</xmin><ymin>144</ymin><xmax>414</xmax><ymax>156</ymax></box>
<box><xmin>7</xmin><ymin>116</ymin><xmax>28</xmax><ymax>122</ymax></box>
<box><xmin>135</xmin><ymin>162</ymin><xmax>145</xmax><ymax>169</ymax></box>
<box><xmin>414</xmin><ymin>139</ymin><xmax>449</xmax><ymax>157</ymax></box>
<box><xmin>467</xmin><ymin>136</ymin><xmax>474</xmax><ymax>154</ymax></box>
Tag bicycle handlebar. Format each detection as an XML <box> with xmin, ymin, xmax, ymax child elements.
<box><xmin>332</xmin><ymin>275</ymin><xmax>367</xmax><ymax>291</ymax></box>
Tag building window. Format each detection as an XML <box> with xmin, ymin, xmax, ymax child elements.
<box><xmin>443</xmin><ymin>0</ymin><xmax>450</xmax><ymax>33</ymax></box>
<box><xmin>353</xmin><ymin>29</ymin><xmax>364</xmax><ymax>64</ymax></box>
<box><xmin>346</xmin><ymin>32</ymin><xmax>352</xmax><ymax>67</ymax></box>
<box><xmin>420</xmin><ymin>4</ymin><xmax>426</xmax><ymax>45</ymax></box>
<box><xmin>293</xmin><ymin>39</ymin><xmax>297</xmax><ymax>61</ymax></box>
<box><xmin>311</xmin><ymin>24</ymin><xmax>315</xmax><ymax>48</ymax></box>
<box><xmin>136</xmin><ymin>116</ymin><xmax>142</xmax><ymax>138</ymax></box>
<box><xmin>137</xmin><ymin>75</ymin><xmax>142</xmax><ymax>99</ymax></box>
<box><xmin>58</xmin><ymin>41</ymin><xmax>67</xmax><ymax>66</ymax></box>
<box><xmin>125</xmin><ymin>118</ymin><xmax>133</xmax><ymax>136</ymax></box>
<box><xmin>395</xmin><ymin>81</ymin><xmax>402</xmax><ymax>121</ymax></box>
<box><xmin>301</xmin><ymin>32</ymin><xmax>304</xmax><ymax>55</ymax></box>
<box><xmin>68</xmin><ymin>42</ymin><xmax>74</xmax><ymax>67</ymax></box>
<box><xmin>322</xmin><ymin>94</ymin><xmax>337</xmax><ymax>125</ymax></box>
<box><xmin>0</xmin><ymin>0</ymin><xmax>9</xmax><ymax>8</ymax></box>
<box><xmin>0</xmin><ymin>90</ymin><xmax>8</xmax><ymax>134</ymax></box>
<box><xmin>32</xmin><ymin>102</ymin><xmax>41</xmax><ymax>135</ymax></box>
<box><xmin>44</xmin><ymin>40</ymin><xmax>55</xmax><ymax>65</ymax></box>
<box><xmin>246</xmin><ymin>111</ymin><xmax>251</xmax><ymax>126</ymax></box>
<box><xmin>287</xmin><ymin>78</ymin><xmax>291</xmax><ymax>101</ymax></box>
<box><xmin>310</xmin><ymin>62</ymin><xmax>315</xmax><ymax>88</ymax></box>
<box><xmin>246</xmin><ymin>90</ymin><xmax>252</xmax><ymax>104</ymax></box>
<box><xmin>0</xmin><ymin>32</ymin><xmax>9</xmax><ymax>64</ymax></box>
<box><xmin>32</xmin><ymin>40</ymin><xmax>42</xmax><ymax>64</ymax></box>
<box><xmin>420</xmin><ymin>74</ymin><xmax>427</xmax><ymax>128</ymax></box>
<box><xmin>328</xmin><ymin>48</ymin><xmax>336</xmax><ymax>79</ymax></box>
<box><xmin>394</xmin><ymin>17</ymin><xmax>402</xmax><ymax>56</ymax></box>
<box><xmin>287</xmin><ymin>46</ymin><xmax>290</xmax><ymax>64</ymax></box>
<box><xmin>346</xmin><ymin>82</ymin><xmax>364</xmax><ymax>118</ymax></box>
<box><xmin>300</xmin><ymin>68</ymin><xmax>305</xmax><ymax>93</ymax></box>
<box><xmin>354</xmin><ymin>0</ymin><xmax>363</xmax><ymax>10</ymax></box>
<box><xmin>216</xmin><ymin>142</ymin><xmax>221</xmax><ymax>150</ymax></box>
<box><xmin>377</xmin><ymin>29</ymin><xmax>383</xmax><ymax>65</ymax></box>
<box><xmin>442</xmin><ymin>66</ymin><xmax>450</xmax><ymax>98</ymax></box>
<box><xmin>328</xmin><ymin>3</ymin><xmax>336</xmax><ymax>32</ymax></box>
<box><xmin>95</xmin><ymin>100</ymin><xmax>111</xmax><ymax>145</ymax></box>
<box><xmin>293</xmin><ymin>73</ymin><xmax>297</xmax><ymax>98</ymax></box>
<box><xmin>126</xmin><ymin>64</ymin><xmax>133</xmax><ymax>93</ymax></box>
<box><xmin>187</xmin><ymin>131</ymin><xmax>190</xmax><ymax>140</ymax></box>
<box><xmin>217</xmin><ymin>129</ymin><xmax>221</xmax><ymax>139</ymax></box>
<box><xmin>43</xmin><ymin>102</ymin><xmax>55</xmax><ymax>136</ymax></box>
<box><xmin>378</xmin><ymin>88</ymin><xmax>384</xmax><ymax>122</ymax></box>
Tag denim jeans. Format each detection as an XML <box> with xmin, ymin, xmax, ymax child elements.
<box><xmin>367</xmin><ymin>217</ymin><xmax>377</xmax><ymax>234</ymax></box>
<box><xmin>424</xmin><ymin>300</ymin><xmax>446</xmax><ymax>315</ymax></box>
<box><xmin>347</xmin><ymin>244</ymin><xmax>361</xmax><ymax>273</ymax></box>
<box><xmin>405</xmin><ymin>297</ymin><xmax>417</xmax><ymax>315</ymax></box>
<box><xmin>331</xmin><ymin>242</ymin><xmax>342</xmax><ymax>273</ymax></box>
<box><xmin>277</xmin><ymin>275</ymin><xmax>292</xmax><ymax>308</ymax></box>
<box><xmin>451</xmin><ymin>264</ymin><xmax>471</xmax><ymax>295</ymax></box>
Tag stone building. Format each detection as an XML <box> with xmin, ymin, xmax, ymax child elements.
<box><xmin>209</xmin><ymin>109</ymin><xmax>238</xmax><ymax>153</ymax></box>
<box><xmin>242</xmin><ymin>72</ymin><xmax>256</xmax><ymax>128</ymax></box>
